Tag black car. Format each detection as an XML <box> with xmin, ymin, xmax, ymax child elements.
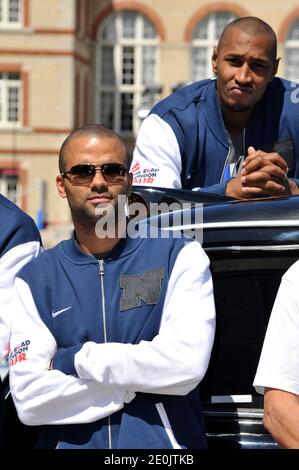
<box><xmin>133</xmin><ymin>186</ymin><xmax>299</xmax><ymax>449</ymax></box>
<box><xmin>3</xmin><ymin>187</ymin><xmax>299</xmax><ymax>449</ymax></box>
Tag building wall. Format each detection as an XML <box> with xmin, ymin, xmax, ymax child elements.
<box><xmin>0</xmin><ymin>0</ymin><xmax>80</xmax><ymax>246</ymax></box>
<box><xmin>1</xmin><ymin>0</ymin><xmax>299</xmax><ymax>246</ymax></box>
<box><xmin>89</xmin><ymin>0</ymin><xmax>299</xmax><ymax>96</ymax></box>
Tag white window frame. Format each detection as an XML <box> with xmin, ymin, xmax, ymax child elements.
<box><xmin>0</xmin><ymin>171</ymin><xmax>19</xmax><ymax>204</ymax></box>
<box><xmin>191</xmin><ymin>12</ymin><xmax>237</xmax><ymax>82</ymax></box>
<box><xmin>0</xmin><ymin>0</ymin><xmax>22</xmax><ymax>28</ymax></box>
<box><xmin>95</xmin><ymin>11</ymin><xmax>159</xmax><ymax>136</ymax></box>
<box><xmin>0</xmin><ymin>72</ymin><xmax>22</xmax><ymax>128</ymax></box>
<box><xmin>284</xmin><ymin>20</ymin><xmax>299</xmax><ymax>82</ymax></box>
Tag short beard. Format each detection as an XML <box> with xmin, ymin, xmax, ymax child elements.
<box><xmin>71</xmin><ymin>202</ymin><xmax>126</xmax><ymax>238</ymax></box>
<box><xmin>222</xmin><ymin>101</ymin><xmax>251</xmax><ymax>113</ymax></box>
<box><xmin>71</xmin><ymin>207</ymin><xmax>100</xmax><ymax>232</ymax></box>
<box><xmin>70</xmin><ymin>201</ymin><xmax>113</xmax><ymax>230</ymax></box>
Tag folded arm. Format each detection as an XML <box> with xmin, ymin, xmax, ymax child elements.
<box><xmin>9</xmin><ymin>278</ymin><xmax>130</xmax><ymax>426</ymax></box>
<box><xmin>57</xmin><ymin>241</ymin><xmax>216</xmax><ymax>396</ymax></box>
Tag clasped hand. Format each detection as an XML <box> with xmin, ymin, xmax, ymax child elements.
<box><xmin>226</xmin><ymin>146</ymin><xmax>298</xmax><ymax>198</ymax></box>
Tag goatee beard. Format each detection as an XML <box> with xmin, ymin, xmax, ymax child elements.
<box><xmin>223</xmin><ymin>101</ymin><xmax>251</xmax><ymax>113</ymax></box>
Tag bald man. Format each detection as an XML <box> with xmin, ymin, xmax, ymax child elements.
<box><xmin>132</xmin><ymin>16</ymin><xmax>299</xmax><ymax>198</ymax></box>
<box><xmin>8</xmin><ymin>124</ymin><xmax>215</xmax><ymax>449</ymax></box>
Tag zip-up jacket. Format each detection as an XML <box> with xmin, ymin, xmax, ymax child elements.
<box><xmin>131</xmin><ymin>78</ymin><xmax>299</xmax><ymax>193</ymax></box>
<box><xmin>0</xmin><ymin>194</ymin><xmax>42</xmax><ymax>363</ymax></box>
<box><xmin>9</xmin><ymin>230</ymin><xmax>215</xmax><ymax>449</ymax></box>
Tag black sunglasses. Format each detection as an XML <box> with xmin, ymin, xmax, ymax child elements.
<box><xmin>61</xmin><ymin>163</ymin><xmax>128</xmax><ymax>183</ymax></box>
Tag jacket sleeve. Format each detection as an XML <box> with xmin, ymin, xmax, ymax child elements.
<box><xmin>74</xmin><ymin>241</ymin><xmax>216</xmax><ymax>396</ymax></box>
<box><xmin>0</xmin><ymin>241</ymin><xmax>42</xmax><ymax>365</ymax></box>
<box><xmin>131</xmin><ymin>114</ymin><xmax>183</xmax><ymax>189</ymax></box>
<box><xmin>8</xmin><ymin>277</ymin><xmax>134</xmax><ymax>426</ymax></box>
<box><xmin>132</xmin><ymin>114</ymin><xmax>229</xmax><ymax>195</ymax></box>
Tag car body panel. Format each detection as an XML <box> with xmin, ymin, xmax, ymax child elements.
<box><xmin>134</xmin><ymin>187</ymin><xmax>299</xmax><ymax>449</ymax></box>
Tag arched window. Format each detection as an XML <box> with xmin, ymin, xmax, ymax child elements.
<box><xmin>191</xmin><ymin>12</ymin><xmax>237</xmax><ymax>81</ymax></box>
<box><xmin>285</xmin><ymin>19</ymin><xmax>299</xmax><ymax>81</ymax></box>
<box><xmin>96</xmin><ymin>11</ymin><xmax>159</xmax><ymax>135</ymax></box>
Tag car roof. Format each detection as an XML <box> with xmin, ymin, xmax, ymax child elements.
<box><xmin>135</xmin><ymin>191</ymin><xmax>299</xmax><ymax>248</ymax></box>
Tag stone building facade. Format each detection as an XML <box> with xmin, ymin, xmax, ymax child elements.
<box><xmin>1</xmin><ymin>0</ymin><xmax>299</xmax><ymax>245</ymax></box>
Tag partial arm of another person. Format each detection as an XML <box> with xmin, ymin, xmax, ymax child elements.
<box><xmin>263</xmin><ymin>388</ymin><xmax>299</xmax><ymax>448</ymax></box>
<box><xmin>131</xmin><ymin>114</ymin><xmax>182</xmax><ymax>189</ymax></box>
<box><xmin>132</xmin><ymin>114</ymin><xmax>229</xmax><ymax>195</ymax></box>
<box><xmin>54</xmin><ymin>241</ymin><xmax>216</xmax><ymax>396</ymax></box>
<box><xmin>226</xmin><ymin>146</ymin><xmax>299</xmax><ymax>198</ymax></box>
<box><xmin>253</xmin><ymin>262</ymin><xmax>299</xmax><ymax>447</ymax></box>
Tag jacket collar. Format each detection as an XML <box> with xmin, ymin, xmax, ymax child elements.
<box><xmin>60</xmin><ymin>226</ymin><xmax>143</xmax><ymax>265</ymax></box>
<box><xmin>204</xmin><ymin>80</ymin><xmax>230</xmax><ymax>147</ymax></box>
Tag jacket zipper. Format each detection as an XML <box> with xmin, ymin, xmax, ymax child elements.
<box><xmin>99</xmin><ymin>259</ymin><xmax>112</xmax><ymax>449</ymax></box>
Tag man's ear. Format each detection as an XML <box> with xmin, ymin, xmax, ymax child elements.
<box><xmin>211</xmin><ymin>46</ymin><xmax>218</xmax><ymax>75</ymax></box>
<box><xmin>56</xmin><ymin>175</ymin><xmax>67</xmax><ymax>199</ymax></box>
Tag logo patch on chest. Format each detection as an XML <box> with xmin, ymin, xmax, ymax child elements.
<box><xmin>120</xmin><ymin>267</ymin><xmax>164</xmax><ymax>311</ymax></box>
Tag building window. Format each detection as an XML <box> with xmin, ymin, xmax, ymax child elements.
<box><xmin>0</xmin><ymin>72</ymin><xmax>21</xmax><ymax>127</ymax></box>
<box><xmin>0</xmin><ymin>169</ymin><xmax>19</xmax><ymax>203</ymax></box>
<box><xmin>191</xmin><ymin>12</ymin><xmax>237</xmax><ymax>81</ymax></box>
<box><xmin>285</xmin><ymin>19</ymin><xmax>299</xmax><ymax>81</ymax></box>
<box><xmin>0</xmin><ymin>0</ymin><xmax>22</xmax><ymax>27</ymax></box>
<box><xmin>96</xmin><ymin>11</ymin><xmax>159</xmax><ymax>135</ymax></box>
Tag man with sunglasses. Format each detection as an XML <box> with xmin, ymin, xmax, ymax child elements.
<box><xmin>8</xmin><ymin>124</ymin><xmax>216</xmax><ymax>449</ymax></box>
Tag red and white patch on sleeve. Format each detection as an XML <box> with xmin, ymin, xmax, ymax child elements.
<box><xmin>131</xmin><ymin>161</ymin><xmax>160</xmax><ymax>185</ymax></box>
<box><xmin>8</xmin><ymin>340</ymin><xmax>30</xmax><ymax>366</ymax></box>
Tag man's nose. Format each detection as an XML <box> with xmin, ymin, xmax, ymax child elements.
<box><xmin>235</xmin><ymin>63</ymin><xmax>252</xmax><ymax>84</ymax></box>
<box><xmin>90</xmin><ymin>169</ymin><xmax>108</xmax><ymax>189</ymax></box>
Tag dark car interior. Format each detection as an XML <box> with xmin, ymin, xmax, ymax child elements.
<box><xmin>200</xmin><ymin>249</ymin><xmax>299</xmax><ymax>448</ymax></box>
<box><xmin>202</xmin><ymin>253</ymin><xmax>288</xmax><ymax>402</ymax></box>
